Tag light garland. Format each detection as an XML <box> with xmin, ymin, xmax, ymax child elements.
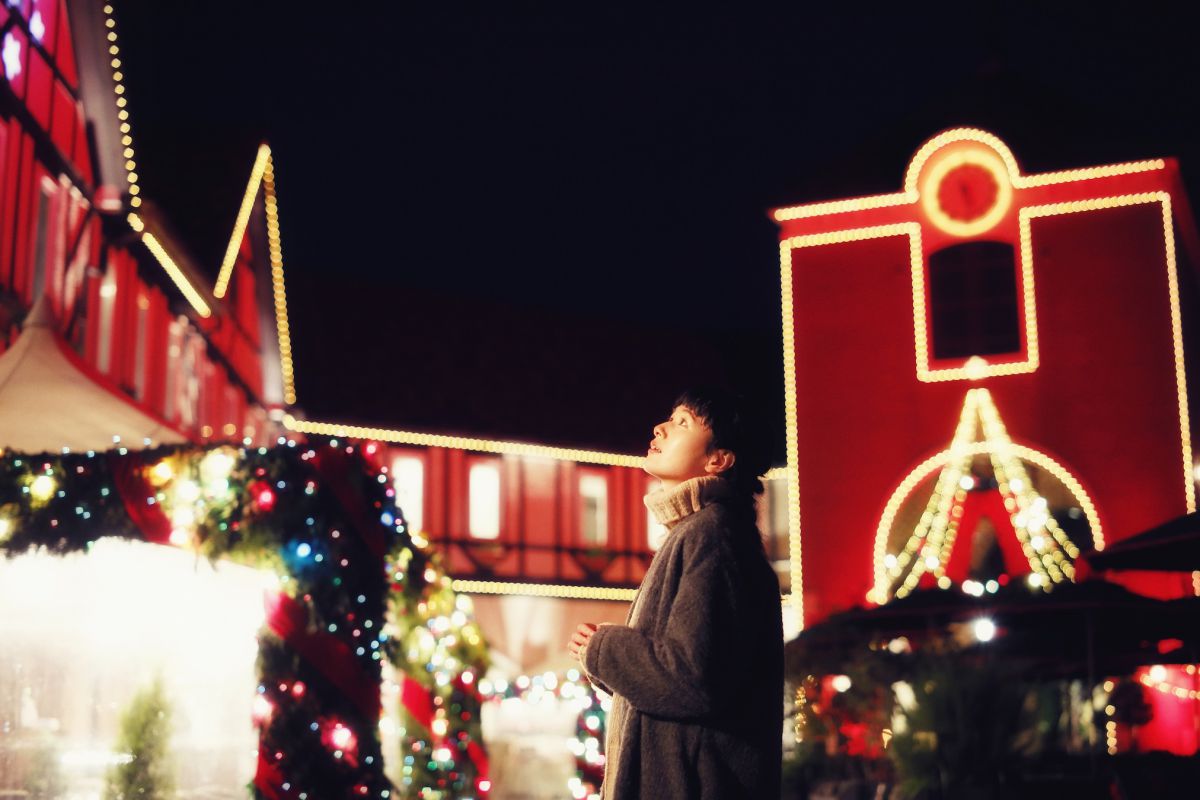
<box><xmin>1021</xmin><ymin>193</ymin><xmax>1194</xmax><ymax>515</ymax></box>
<box><xmin>771</xmin><ymin>127</ymin><xmax>1163</xmax><ymax>222</ymax></box>
<box><xmin>261</xmin><ymin>151</ymin><xmax>297</xmax><ymax>406</ymax></box>
<box><xmin>1139</xmin><ymin>664</ymin><xmax>1200</xmax><ymax>701</ymax></box>
<box><xmin>477</xmin><ymin>668</ymin><xmax>609</xmax><ymax>800</ymax></box>
<box><xmin>126</xmin><ymin>214</ymin><xmax>213</xmax><ymax>318</ymax></box>
<box><xmin>0</xmin><ymin>439</ymin><xmax>489</xmax><ymax>797</ymax></box>
<box><xmin>778</xmin><ymin>239</ymin><xmax>805</xmax><ymax>628</ymax></box>
<box><xmin>872</xmin><ymin>388</ymin><xmax>1090</xmax><ymax>602</ymax></box>
<box><xmin>101</xmin><ymin>4</ymin><xmax>141</xmax><ymax>208</ymax></box>
<box><xmin>284</xmin><ymin>415</ymin><xmax>646</xmax><ymax>468</ymax></box>
<box><xmin>214</xmin><ymin>144</ymin><xmax>272</xmax><ymax>299</ymax></box>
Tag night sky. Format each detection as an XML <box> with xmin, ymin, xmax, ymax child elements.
<box><xmin>113</xmin><ymin>3</ymin><xmax>1200</xmax><ymax>458</ymax></box>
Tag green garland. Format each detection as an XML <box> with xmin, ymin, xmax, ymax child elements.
<box><xmin>0</xmin><ymin>439</ymin><xmax>490</xmax><ymax>800</ymax></box>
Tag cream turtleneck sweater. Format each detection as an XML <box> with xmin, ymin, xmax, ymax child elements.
<box><xmin>643</xmin><ymin>474</ymin><xmax>730</xmax><ymax>531</ymax></box>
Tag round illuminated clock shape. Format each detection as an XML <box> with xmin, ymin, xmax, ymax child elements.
<box><xmin>921</xmin><ymin>149</ymin><xmax>1013</xmax><ymax>237</ymax></box>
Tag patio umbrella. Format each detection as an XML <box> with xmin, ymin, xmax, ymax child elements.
<box><xmin>787</xmin><ymin>580</ymin><xmax>1196</xmax><ymax>680</ymax></box>
<box><xmin>1081</xmin><ymin>511</ymin><xmax>1200</xmax><ymax>572</ymax></box>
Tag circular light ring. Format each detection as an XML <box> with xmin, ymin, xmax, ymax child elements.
<box><xmin>870</xmin><ymin>442</ymin><xmax>1103</xmax><ymax>601</ymax></box>
<box><xmin>920</xmin><ymin>148</ymin><xmax>1014</xmax><ymax>237</ymax></box>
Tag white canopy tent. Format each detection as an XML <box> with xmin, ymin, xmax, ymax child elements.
<box><xmin>0</xmin><ymin>297</ymin><xmax>187</xmax><ymax>453</ymax></box>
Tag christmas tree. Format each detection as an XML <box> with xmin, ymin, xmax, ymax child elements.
<box><xmin>103</xmin><ymin>676</ymin><xmax>175</xmax><ymax>800</ymax></box>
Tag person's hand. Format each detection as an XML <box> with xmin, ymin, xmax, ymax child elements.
<box><xmin>568</xmin><ymin>622</ymin><xmax>599</xmax><ymax>661</ymax></box>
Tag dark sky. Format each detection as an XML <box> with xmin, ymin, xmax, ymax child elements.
<box><xmin>113</xmin><ymin>2</ymin><xmax>1200</xmax><ymax>458</ymax></box>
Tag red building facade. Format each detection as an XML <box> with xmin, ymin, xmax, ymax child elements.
<box><xmin>0</xmin><ymin>1</ymin><xmax>290</xmax><ymax>451</ymax></box>
<box><xmin>774</xmin><ymin>127</ymin><xmax>1199</xmax><ymax>626</ymax></box>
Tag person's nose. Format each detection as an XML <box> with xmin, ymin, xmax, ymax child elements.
<box><xmin>652</xmin><ymin>422</ymin><xmax>665</xmax><ymax>439</ymax></box>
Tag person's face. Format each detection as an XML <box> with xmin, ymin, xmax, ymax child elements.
<box><xmin>645</xmin><ymin>405</ymin><xmax>723</xmax><ymax>489</ymax></box>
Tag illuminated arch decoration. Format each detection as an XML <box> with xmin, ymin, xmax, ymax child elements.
<box><xmin>0</xmin><ymin>440</ymin><xmax>490</xmax><ymax>799</ymax></box>
<box><xmin>870</xmin><ymin>388</ymin><xmax>1101</xmax><ymax>604</ymax></box>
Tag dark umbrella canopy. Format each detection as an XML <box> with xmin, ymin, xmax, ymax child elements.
<box><xmin>787</xmin><ymin>580</ymin><xmax>1198</xmax><ymax>680</ymax></box>
<box><xmin>1082</xmin><ymin>511</ymin><xmax>1200</xmax><ymax>572</ymax></box>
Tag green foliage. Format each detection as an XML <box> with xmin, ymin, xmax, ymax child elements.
<box><xmin>103</xmin><ymin>677</ymin><xmax>175</xmax><ymax>800</ymax></box>
<box><xmin>23</xmin><ymin>734</ymin><xmax>66</xmax><ymax>799</ymax></box>
<box><xmin>888</xmin><ymin>655</ymin><xmax>1030</xmax><ymax>798</ymax></box>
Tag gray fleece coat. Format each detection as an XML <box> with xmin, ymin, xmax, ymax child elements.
<box><xmin>583</xmin><ymin>493</ymin><xmax>783</xmax><ymax>799</ymax></box>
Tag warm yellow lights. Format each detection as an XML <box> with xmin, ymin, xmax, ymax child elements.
<box><xmin>283</xmin><ymin>414</ymin><xmax>648</xmax><ymax>468</ymax></box>
<box><xmin>919</xmin><ymin>148</ymin><xmax>1013</xmax><ymax>237</ymax></box>
<box><xmin>922</xmin><ymin>218</ymin><xmax>1038</xmax><ymax>381</ymax></box>
<box><xmin>1017</xmin><ymin>159</ymin><xmax>1166</xmax><ymax>189</ymax></box>
<box><xmin>29</xmin><ymin>474</ymin><xmax>57</xmax><ymax>505</ymax></box>
<box><xmin>780</xmin><ymin>221</ymin><xmax>1037</xmax><ymax>385</ymax></box>
<box><xmin>777</xmin><ymin>239</ymin><xmax>806</xmax><ymax>628</ymax></box>
<box><xmin>214</xmin><ymin>144</ymin><xmax>272</xmax><ymax>299</ymax></box>
<box><xmin>261</xmin><ymin>152</ymin><xmax>297</xmax><ymax>406</ymax></box>
<box><xmin>1139</xmin><ymin>666</ymin><xmax>1200</xmax><ymax>701</ymax></box>
<box><xmin>101</xmin><ymin>4</ymin><xmax>140</xmax><ymax>205</ymax></box>
<box><xmin>450</xmin><ymin>579</ymin><xmax>636</xmax><ymax>602</ymax></box>
<box><xmin>777</xmin><ymin>130</ymin><xmax>1187</xmax><ymax>620</ymax></box>
<box><xmin>772</xmin><ymin>127</ymin><xmax>1162</xmax><ymax>224</ymax></box>
<box><xmin>773</xmin><ymin>191</ymin><xmax>915</xmax><ymax>222</ymax></box>
<box><xmin>1021</xmin><ymin>193</ymin><xmax>1194</xmax><ymax>514</ymax></box>
<box><xmin>870</xmin><ymin>388</ymin><xmax>1096</xmax><ymax>602</ymax></box>
<box><xmin>137</xmin><ymin>228</ymin><xmax>213</xmax><ymax>318</ymax></box>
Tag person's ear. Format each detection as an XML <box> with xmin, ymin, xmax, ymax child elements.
<box><xmin>704</xmin><ymin>449</ymin><xmax>736</xmax><ymax>476</ymax></box>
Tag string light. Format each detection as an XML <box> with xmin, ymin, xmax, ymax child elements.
<box><xmin>215</xmin><ymin>144</ymin><xmax>272</xmax><ymax>299</ymax></box>
<box><xmin>778</xmin><ymin>240</ymin><xmax>806</xmax><ymax>628</ymax></box>
<box><xmin>284</xmin><ymin>415</ymin><xmax>646</xmax><ymax>468</ymax></box>
<box><xmin>919</xmin><ymin>147</ymin><xmax>1013</xmax><ymax>237</ymax></box>
<box><xmin>127</xmin><ymin>214</ymin><xmax>213</xmax><ymax>318</ymax></box>
<box><xmin>100</xmin><ymin>4</ymin><xmax>142</xmax><ymax>208</ymax></box>
<box><xmin>1022</xmin><ymin>193</ymin><xmax>1194</xmax><ymax>514</ymax></box>
<box><xmin>261</xmin><ymin>151</ymin><xmax>297</xmax><ymax>406</ymax></box>
<box><xmin>773</xmin><ymin>191</ymin><xmax>914</xmax><ymax>222</ymax></box>
<box><xmin>1139</xmin><ymin>664</ymin><xmax>1200</xmax><ymax>701</ymax></box>
<box><xmin>871</xmin><ymin>389</ymin><xmax>1097</xmax><ymax>601</ymax></box>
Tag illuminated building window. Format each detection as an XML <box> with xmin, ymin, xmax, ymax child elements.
<box><xmin>30</xmin><ymin>180</ymin><xmax>54</xmax><ymax>301</ymax></box>
<box><xmin>97</xmin><ymin>266</ymin><xmax>117</xmax><ymax>375</ymax></box>
<box><xmin>928</xmin><ymin>242</ymin><xmax>1020</xmax><ymax>360</ymax></box>
<box><xmin>392</xmin><ymin>453</ymin><xmax>425</xmax><ymax>534</ymax></box>
<box><xmin>579</xmin><ymin>473</ymin><xmax>608</xmax><ymax>546</ymax></box>
<box><xmin>133</xmin><ymin>293</ymin><xmax>149</xmax><ymax>400</ymax></box>
<box><xmin>758</xmin><ymin>477</ymin><xmax>790</xmax><ymax>564</ymax></box>
<box><xmin>468</xmin><ymin>461</ymin><xmax>501</xmax><ymax>540</ymax></box>
<box><xmin>178</xmin><ymin>329</ymin><xmax>200</xmax><ymax>428</ymax></box>
<box><xmin>163</xmin><ymin>319</ymin><xmax>183</xmax><ymax>421</ymax></box>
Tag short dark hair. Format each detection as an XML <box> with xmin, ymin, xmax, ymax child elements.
<box><xmin>673</xmin><ymin>386</ymin><xmax>771</xmax><ymax>496</ymax></box>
